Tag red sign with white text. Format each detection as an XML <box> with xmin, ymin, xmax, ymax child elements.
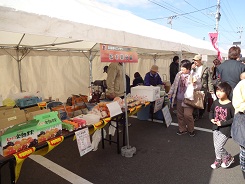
<box><xmin>100</xmin><ymin>44</ymin><xmax>138</xmax><ymax>63</ymax></box>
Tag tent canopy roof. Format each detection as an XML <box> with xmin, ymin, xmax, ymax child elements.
<box><xmin>0</xmin><ymin>0</ymin><xmax>220</xmax><ymax>56</ymax></box>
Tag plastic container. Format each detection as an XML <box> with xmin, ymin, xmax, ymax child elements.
<box><xmin>16</xmin><ymin>97</ymin><xmax>42</xmax><ymax>108</ymax></box>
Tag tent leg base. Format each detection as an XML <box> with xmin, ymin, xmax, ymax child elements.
<box><xmin>121</xmin><ymin>146</ymin><xmax>136</xmax><ymax>158</ymax></box>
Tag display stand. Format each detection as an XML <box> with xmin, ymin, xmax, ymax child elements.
<box><xmin>101</xmin><ymin>114</ymin><xmax>126</xmax><ymax>154</ymax></box>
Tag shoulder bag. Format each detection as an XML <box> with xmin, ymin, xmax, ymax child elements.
<box><xmin>183</xmin><ymin>91</ymin><xmax>205</xmax><ymax>109</ymax></box>
<box><xmin>231</xmin><ymin>112</ymin><xmax>245</xmax><ymax>147</ymax></box>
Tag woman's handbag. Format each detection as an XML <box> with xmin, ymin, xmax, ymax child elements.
<box><xmin>231</xmin><ymin>112</ymin><xmax>245</xmax><ymax>148</ymax></box>
<box><xmin>183</xmin><ymin>91</ymin><xmax>205</xmax><ymax>109</ymax></box>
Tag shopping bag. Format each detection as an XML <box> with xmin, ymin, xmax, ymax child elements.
<box><xmin>231</xmin><ymin>112</ymin><xmax>245</xmax><ymax>148</ymax></box>
<box><xmin>184</xmin><ymin>84</ymin><xmax>194</xmax><ymax>100</ymax></box>
<box><xmin>183</xmin><ymin>91</ymin><xmax>205</xmax><ymax>109</ymax></box>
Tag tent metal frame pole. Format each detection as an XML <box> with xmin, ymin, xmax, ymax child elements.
<box><xmin>16</xmin><ymin>48</ymin><xmax>22</xmax><ymax>92</ymax></box>
<box><xmin>122</xmin><ymin>63</ymin><xmax>130</xmax><ymax>148</ymax></box>
<box><xmin>87</xmin><ymin>51</ymin><xmax>93</xmax><ymax>100</ymax></box>
<box><xmin>89</xmin><ymin>51</ymin><xmax>93</xmax><ymax>86</ymax></box>
<box><xmin>16</xmin><ymin>33</ymin><xmax>26</xmax><ymax>92</ymax></box>
<box><xmin>26</xmin><ymin>40</ymin><xmax>84</xmax><ymax>48</ymax></box>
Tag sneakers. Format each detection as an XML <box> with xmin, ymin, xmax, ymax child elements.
<box><xmin>211</xmin><ymin>155</ymin><xmax>234</xmax><ymax>169</ymax></box>
<box><xmin>221</xmin><ymin>154</ymin><xmax>234</xmax><ymax>168</ymax></box>
<box><xmin>176</xmin><ymin>131</ymin><xmax>187</xmax><ymax>135</ymax></box>
<box><xmin>176</xmin><ymin>131</ymin><xmax>195</xmax><ymax>136</ymax></box>
<box><xmin>211</xmin><ymin>158</ymin><xmax>222</xmax><ymax>169</ymax></box>
<box><xmin>189</xmin><ymin>131</ymin><xmax>195</xmax><ymax>137</ymax></box>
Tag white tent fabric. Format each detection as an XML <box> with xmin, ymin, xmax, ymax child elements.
<box><xmin>0</xmin><ymin>0</ymin><xmax>222</xmax><ymax>102</ymax></box>
<box><xmin>0</xmin><ymin>0</ymin><xmax>218</xmax><ymax>54</ymax></box>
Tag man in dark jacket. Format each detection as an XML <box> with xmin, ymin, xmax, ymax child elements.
<box><xmin>169</xmin><ymin>56</ymin><xmax>179</xmax><ymax>84</ymax></box>
<box><xmin>216</xmin><ymin>46</ymin><xmax>245</xmax><ymax>100</ymax></box>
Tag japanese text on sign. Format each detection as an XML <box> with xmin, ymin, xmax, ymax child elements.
<box><xmin>100</xmin><ymin>44</ymin><xmax>138</xmax><ymax>63</ymax></box>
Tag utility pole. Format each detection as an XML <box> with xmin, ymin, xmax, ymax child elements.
<box><xmin>215</xmin><ymin>0</ymin><xmax>221</xmax><ymax>32</ymax></box>
<box><xmin>237</xmin><ymin>26</ymin><xmax>243</xmax><ymax>42</ymax></box>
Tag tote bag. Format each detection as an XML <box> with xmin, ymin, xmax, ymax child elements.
<box><xmin>183</xmin><ymin>91</ymin><xmax>205</xmax><ymax>109</ymax></box>
<box><xmin>231</xmin><ymin>112</ymin><xmax>245</xmax><ymax>148</ymax></box>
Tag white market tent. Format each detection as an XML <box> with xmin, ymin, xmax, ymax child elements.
<box><xmin>0</xmin><ymin>0</ymin><xmax>221</xmax><ymax>101</ymax></box>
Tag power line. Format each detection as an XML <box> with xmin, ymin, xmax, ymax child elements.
<box><xmin>147</xmin><ymin>0</ymin><xmax>216</xmax><ymax>29</ymax></box>
<box><xmin>184</xmin><ymin>0</ymin><xmax>215</xmax><ymax>23</ymax></box>
<box><xmin>222</xmin><ymin>0</ymin><xmax>240</xmax><ymax>26</ymax></box>
<box><xmin>220</xmin><ymin>8</ymin><xmax>237</xmax><ymax>33</ymax></box>
<box><xmin>147</xmin><ymin>0</ymin><xmax>179</xmax><ymax>15</ymax></box>
<box><xmin>148</xmin><ymin>4</ymin><xmax>216</xmax><ymax>20</ymax></box>
<box><xmin>147</xmin><ymin>0</ymin><xmax>241</xmax><ymax>46</ymax></box>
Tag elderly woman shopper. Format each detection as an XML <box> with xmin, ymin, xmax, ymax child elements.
<box><xmin>168</xmin><ymin>60</ymin><xmax>202</xmax><ymax>137</ymax></box>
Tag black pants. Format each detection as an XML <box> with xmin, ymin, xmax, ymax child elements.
<box><xmin>199</xmin><ymin>97</ymin><xmax>207</xmax><ymax>117</ymax></box>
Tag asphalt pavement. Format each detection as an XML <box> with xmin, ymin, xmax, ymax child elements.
<box><xmin>1</xmin><ymin>110</ymin><xmax>244</xmax><ymax>184</ymax></box>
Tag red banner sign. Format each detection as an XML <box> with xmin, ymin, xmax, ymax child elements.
<box><xmin>100</xmin><ymin>44</ymin><xmax>138</xmax><ymax>63</ymax></box>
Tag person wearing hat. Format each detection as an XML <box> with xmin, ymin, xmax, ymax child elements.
<box><xmin>144</xmin><ymin>65</ymin><xmax>164</xmax><ymax>86</ymax></box>
<box><xmin>192</xmin><ymin>54</ymin><xmax>214</xmax><ymax>120</ymax></box>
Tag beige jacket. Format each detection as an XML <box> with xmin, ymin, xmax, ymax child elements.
<box><xmin>232</xmin><ymin>79</ymin><xmax>245</xmax><ymax>114</ymax></box>
<box><xmin>106</xmin><ymin>63</ymin><xmax>124</xmax><ymax>98</ymax></box>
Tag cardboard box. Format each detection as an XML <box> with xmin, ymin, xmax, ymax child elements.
<box><xmin>25</xmin><ymin>109</ymin><xmax>50</xmax><ymax>120</ymax></box>
<box><xmin>0</xmin><ymin>95</ymin><xmax>2</xmax><ymax>106</ymax></box>
<box><xmin>0</xmin><ymin>108</ymin><xmax>22</xmax><ymax>118</ymax></box>
<box><xmin>0</xmin><ymin>106</ymin><xmax>13</xmax><ymax>111</ymax></box>
<box><xmin>0</xmin><ymin>119</ymin><xmax>38</xmax><ymax>157</ymax></box>
<box><xmin>24</xmin><ymin>106</ymin><xmax>40</xmax><ymax>114</ymax></box>
<box><xmin>0</xmin><ymin>108</ymin><xmax>27</xmax><ymax>134</ymax></box>
<box><xmin>131</xmin><ymin>86</ymin><xmax>160</xmax><ymax>102</ymax></box>
<box><xmin>33</xmin><ymin>111</ymin><xmax>62</xmax><ymax>143</ymax></box>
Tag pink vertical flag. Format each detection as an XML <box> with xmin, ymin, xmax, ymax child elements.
<box><xmin>209</xmin><ymin>32</ymin><xmax>222</xmax><ymax>61</ymax></box>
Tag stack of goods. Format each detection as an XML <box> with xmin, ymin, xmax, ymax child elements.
<box><xmin>62</xmin><ymin>118</ymin><xmax>86</xmax><ymax>132</ymax></box>
<box><xmin>124</xmin><ymin>96</ymin><xmax>147</xmax><ymax>107</ymax></box>
<box><xmin>51</xmin><ymin>105</ymin><xmax>83</xmax><ymax>120</ymax></box>
<box><xmin>87</xmin><ymin>96</ymin><xmax>149</xmax><ymax>118</ymax></box>
<box><xmin>88</xmin><ymin>102</ymin><xmax>110</xmax><ymax>119</ymax></box>
<box><xmin>15</xmin><ymin>96</ymin><xmax>42</xmax><ymax>108</ymax></box>
<box><xmin>0</xmin><ymin>108</ymin><xmax>27</xmax><ymax>136</ymax></box>
<box><xmin>66</xmin><ymin>94</ymin><xmax>88</xmax><ymax>107</ymax></box>
<box><xmin>1</xmin><ymin>119</ymin><xmax>39</xmax><ymax>157</ymax></box>
<box><xmin>0</xmin><ymin>111</ymin><xmax>62</xmax><ymax>157</ymax></box>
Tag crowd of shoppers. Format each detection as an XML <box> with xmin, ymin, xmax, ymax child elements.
<box><xmin>103</xmin><ymin>47</ymin><xmax>244</xmax><ymax>177</ymax></box>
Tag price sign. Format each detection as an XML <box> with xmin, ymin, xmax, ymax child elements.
<box><xmin>75</xmin><ymin>127</ymin><xmax>92</xmax><ymax>157</ymax></box>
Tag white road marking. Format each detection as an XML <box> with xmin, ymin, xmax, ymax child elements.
<box><xmin>130</xmin><ymin>115</ymin><xmax>213</xmax><ymax>133</ymax></box>
<box><xmin>29</xmin><ymin>155</ymin><xmax>93</xmax><ymax>184</ymax></box>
